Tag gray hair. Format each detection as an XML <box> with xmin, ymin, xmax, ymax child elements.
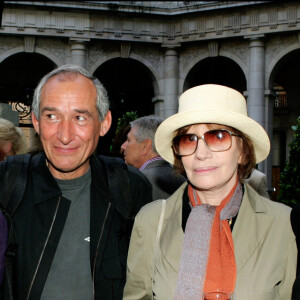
<box><xmin>32</xmin><ymin>64</ymin><xmax>109</xmax><ymax>121</ymax></box>
<box><xmin>130</xmin><ymin>115</ymin><xmax>163</xmax><ymax>154</ymax></box>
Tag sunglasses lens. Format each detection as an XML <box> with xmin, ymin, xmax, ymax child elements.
<box><xmin>204</xmin><ymin>130</ymin><xmax>231</xmax><ymax>151</ymax></box>
<box><xmin>173</xmin><ymin>134</ymin><xmax>197</xmax><ymax>155</ymax></box>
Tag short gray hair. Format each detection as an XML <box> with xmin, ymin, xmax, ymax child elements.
<box><xmin>32</xmin><ymin>64</ymin><xmax>109</xmax><ymax>121</ymax></box>
<box><xmin>130</xmin><ymin>115</ymin><xmax>163</xmax><ymax>154</ymax></box>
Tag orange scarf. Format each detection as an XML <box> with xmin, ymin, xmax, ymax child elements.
<box><xmin>188</xmin><ymin>179</ymin><xmax>239</xmax><ymax>294</ymax></box>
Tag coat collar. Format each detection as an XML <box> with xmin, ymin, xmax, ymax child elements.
<box><xmin>31</xmin><ymin>153</ymin><xmax>113</xmax><ymax>205</ymax></box>
<box><xmin>32</xmin><ymin>152</ymin><xmax>61</xmax><ymax>204</ymax></box>
<box><xmin>159</xmin><ymin>183</ymin><xmax>274</xmax><ymax>273</ymax></box>
<box><xmin>142</xmin><ymin>158</ymin><xmax>170</xmax><ymax>170</ymax></box>
<box><xmin>232</xmin><ymin>184</ymin><xmax>274</xmax><ymax>272</ymax></box>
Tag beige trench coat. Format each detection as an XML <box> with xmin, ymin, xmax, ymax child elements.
<box><xmin>123</xmin><ymin>183</ymin><xmax>297</xmax><ymax>300</ymax></box>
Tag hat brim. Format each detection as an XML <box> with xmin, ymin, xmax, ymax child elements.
<box><xmin>155</xmin><ymin>109</ymin><xmax>270</xmax><ymax>164</ymax></box>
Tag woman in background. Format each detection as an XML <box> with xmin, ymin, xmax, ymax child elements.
<box><xmin>124</xmin><ymin>84</ymin><xmax>296</xmax><ymax>300</ymax></box>
<box><xmin>0</xmin><ymin>117</ymin><xmax>27</xmax><ymax>161</ymax></box>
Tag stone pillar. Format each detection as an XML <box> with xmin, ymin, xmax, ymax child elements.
<box><xmin>247</xmin><ymin>37</ymin><xmax>265</xmax><ymax>127</ymax></box>
<box><xmin>163</xmin><ymin>46</ymin><xmax>180</xmax><ymax>118</ymax></box>
<box><xmin>246</xmin><ymin>36</ymin><xmax>266</xmax><ymax>172</ymax></box>
<box><xmin>69</xmin><ymin>38</ymin><xmax>89</xmax><ymax>68</ymax></box>
<box><xmin>152</xmin><ymin>96</ymin><xmax>164</xmax><ymax>118</ymax></box>
<box><xmin>264</xmin><ymin>89</ymin><xmax>276</xmax><ymax>193</ymax></box>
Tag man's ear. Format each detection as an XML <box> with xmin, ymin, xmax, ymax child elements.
<box><xmin>31</xmin><ymin>112</ymin><xmax>40</xmax><ymax>135</ymax></box>
<box><xmin>141</xmin><ymin>139</ymin><xmax>152</xmax><ymax>154</ymax></box>
<box><xmin>100</xmin><ymin>110</ymin><xmax>112</xmax><ymax>137</ymax></box>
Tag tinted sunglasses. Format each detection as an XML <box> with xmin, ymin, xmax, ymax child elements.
<box><xmin>172</xmin><ymin>129</ymin><xmax>242</xmax><ymax>156</ymax></box>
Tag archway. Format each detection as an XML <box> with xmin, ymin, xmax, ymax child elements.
<box><xmin>0</xmin><ymin>52</ymin><xmax>56</xmax><ymax>153</ymax></box>
<box><xmin>268</xmin><ymin>49</ymin><xmax>300</xmax><ymax>200</ymax></box>
<box><xmin>183</xmin><ymin>56</ymin><xmax>247</xmax><ymax>94</ymax></box>
<box><xmin>94</xmin><ymin>57</ymin><xmax>155</xmax><ymax>155</ymax></box>
<box><xmin>0</xmin><ymin>52</ymin><xmax>56</xmax><ymax>106</ymax></box>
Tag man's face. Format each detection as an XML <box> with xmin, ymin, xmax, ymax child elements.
<box><xmin>121</xmin><ymin>127</ymin><xmax>145</xmax><ymax>169</ymax></box>
<box><xmin>32</xmin><ymin>74</ymin><xmax>111</xmax><ymax>179</ymax></box>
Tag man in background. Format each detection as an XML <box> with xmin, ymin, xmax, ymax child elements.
<box><xmin>245</xmin><ymin>168</ymin><xmax>269</xmax><ymax>198</ymax></box>
<box><xmin>121</xmin><ymin>115</ymin><xmax>185</xmax><ymax>200</ymax></box>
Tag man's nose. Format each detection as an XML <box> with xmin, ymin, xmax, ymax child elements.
<box><xmin>121</xmin><ymin>141</ymin><xmax>128</xmax><ymax>151</ymax></box>
<box><xmin>57</xmin><ymin>120</ymin><xmax>75</xmax><ymax>145</ymax></box>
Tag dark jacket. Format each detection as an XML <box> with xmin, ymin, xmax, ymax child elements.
<box><xmin>0</xmin><ymin>210</ymin><xmax>7</xmax><ymax>286</ymax></box>
<box><xmin>0</xmin><ymin>152</ymin><xmax>152</xmax><ymax>300</ymax></box>
<box><xmin>141</xmin><ymin>159</ymin><xmax>186</xmax><ymax>201</ymax></box>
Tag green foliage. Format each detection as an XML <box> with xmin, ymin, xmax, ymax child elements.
<box><xmin>278</xmin><ymin>116</ymin><xmax>300</xmax><ymax>207</ymax></box>
<box><xmin>109</xmin><ymin>111</ymin><xmax>139</xmax><ymax>155</ymax></box>
<box><xmin>115</xmin><ymin>111</ymin><xmax>139</xmax><ymax>135</ymax></box>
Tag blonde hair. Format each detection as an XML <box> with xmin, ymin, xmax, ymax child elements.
<box><xmin>0</xmin><ymin>117</ymin><xmax>27</xmax><ymax>155</ymax></box>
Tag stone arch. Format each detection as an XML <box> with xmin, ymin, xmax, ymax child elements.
<box><xmin>266</xmin><ymin>44</ymin><xmax>300</xmax><ymax>88</ymax></box>
<box><xmin>0</xmin><ymin>46</ymin><xmax>60</xmax><ymax>66</ymax></box>
<box><xmin>89</xmin><ymin>52</ymin><xmax>161</xmax><ymax>97</ymax></box>
<box><xmin>180</xmin><ymin>51</ymin><xmax>247</xmax><ymax>93</ymax></box>
<box><xmin>93</xmin><ymin>57</ymin><xmax>157</xmax><ymax>155</ymax></box>
<box><xmin>0</xmin><ymin>51</ymin><xmax>56</xmax><ymax>105</ymax></box>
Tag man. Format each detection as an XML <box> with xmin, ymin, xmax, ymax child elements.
<box><xmin>0</xmin><ymin>65</ymin><xmax>152</xmax><ymax>300</ymax></box>
<box><xmin>121</xmin><ymin>115</ymin><xmax>185</xmax><ymax>200</ymax></box>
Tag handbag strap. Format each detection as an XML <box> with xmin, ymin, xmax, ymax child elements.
<box><xmin>151</xmin><ymin>199</ymin><xmax>166</xmax><ymax>299</ymax></box>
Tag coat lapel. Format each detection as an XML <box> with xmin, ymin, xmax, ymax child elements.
<box><xmin>232</xmin><ymin>184</ymin><xmax>274</xmax><ymax>272</ymax></box>
<box><xmin>160</xmin><ymin>184</ymin><xmax>186</xmax><ymax>272</ymax></box>
<box><xmin>159</xmin><ymin>183</ymin><xmax>275</xmax><ymax>275</ymax></box>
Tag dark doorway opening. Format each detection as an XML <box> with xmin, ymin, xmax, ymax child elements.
<box><xmin>184</xmin><ymin>56</ymin><xmax>247</xmax><ymax>94</ymax></box>
<box><xmin>0</xmin><ymin>52</ymin><xmax>56</xmax><ymax>106</ymax></box>
<box><xmin>94</xmin><ymin>57</ymin><xmax>155</xmax><ymax>155</ymax></box>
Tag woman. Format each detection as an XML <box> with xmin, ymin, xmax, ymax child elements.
<box><xmin>291</xmin><ymin>203</ymin><xmax>300</xmax><ymax>299</ymax></box>
<box><xmin>0</xmin><ymin>117</ymin><xmax>27</xmax><ymax>161</ymax></box>
<box><xmin>123</xmin><ymin>84</ymin><xmax>297</xmax><ymax>300</ymax></box>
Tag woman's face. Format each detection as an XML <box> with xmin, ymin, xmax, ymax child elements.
<box><xmin>181</xmin><ymin>124</ymin><xmax>243</xmax><ymax>200</ymax></box>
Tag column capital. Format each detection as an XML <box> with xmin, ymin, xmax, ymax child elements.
<box><xmin>161</xmin><ymin>42</ymin><xmax>181</xmax><ymax>49</ymax></box>
<box><xmin>244</xmin><ymin>34</ymin><xmax>265</xmax><ymax>40</ymax></box>
<box><xmin>69</xmin><ymin>37</ymin><xmax>90</xmax><ymax>43</ymax></box>
<box><xmin>152</xmin><ymin>96</ymin><xmax>164</xmax><ymax>103</ymax></box>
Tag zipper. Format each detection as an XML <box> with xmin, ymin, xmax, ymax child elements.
<box><xmin>92</xmin><ymin>202</ymin><xmax>111</xmax><ymax>299</ymax></box>
<box><xmin>26</xmin><ymin>196</ymin><xmax>61</xmax><ymax>300</ymax></box>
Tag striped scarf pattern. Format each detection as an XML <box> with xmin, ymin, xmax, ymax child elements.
<box><xmin>174</xmin><ymin>180</ymin><xmax>242</xmax><ymax>300</ymax></box>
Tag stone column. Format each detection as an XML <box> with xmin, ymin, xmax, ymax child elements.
<box><xmin>246</xmin><ymin>36</ymin><xmax>266</xmax><ymax>172</ymax></box>
<box><xmin>69</xmin><ymin>38</ymin><xmax>89</xmax><ymax>68</ymax></box>
<box><xmin>152</xmin><ymin>96</ymin><xmax>164</xmax><ymax>118</ymax></box>
<box><xmin>247</xmin><ymin>36</ymin><xmax>265</xmax><ymax>127</ymax></box>
<box><xmin>163</xmin><ymin>45</ymin><xmax>180</xmax><ymax>118</ymax></box>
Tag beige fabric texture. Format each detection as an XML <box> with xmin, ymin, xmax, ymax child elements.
<box><xmin>155</xmin><ymin>84</ymin><xmax>270</xmax><ymax>165</ymax></box>
<box><xmin>123</xmin><ymin>183</ymin><xmax>297</xmax><ymax>300</ymax></box>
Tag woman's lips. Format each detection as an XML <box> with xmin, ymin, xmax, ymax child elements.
<box><xmin>194</xmin><ymin>166</ymin><xmax>217</xmax><ymax>174</ymax></box>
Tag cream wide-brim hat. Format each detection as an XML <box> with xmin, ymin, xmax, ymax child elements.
<box><xmin>155</xmin><ymin>84</ymin><xmax>270</xmax><ymax>164</ymax></box>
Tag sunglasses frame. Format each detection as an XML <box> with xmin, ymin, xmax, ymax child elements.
<box><xmin>172</xmin><ymin>129</ymin><xmax>242</xmax><ymax>157</ymax></box>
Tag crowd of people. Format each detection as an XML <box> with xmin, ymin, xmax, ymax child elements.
<box><xmin>0</xmin><ymin>65</ymin><xmax>298</xmax><ymax>300</ymax></box>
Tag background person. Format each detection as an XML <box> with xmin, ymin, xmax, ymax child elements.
<box><xmin>124</xmin><ymin>84</ymin><xmax>296</xmax><ymax>300</ymax></box>
<box><xmin>121</xmin><ymin>115</ymin><xmax>186</xmax><ymax>201</ymax></box>
<box><xmin>245</xmin><ymin>168</ymin><xmax>269</xmax><ymax>198</ymax></box>
<box><xmin>0</xmin><ymin>117</ymin><xmax>27</xmax><ymax>161</ymax></box>
<box><xmin>0</xmin><ymin>65</ymin><xmax>152</xmax><ymax>300</ymax></box>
